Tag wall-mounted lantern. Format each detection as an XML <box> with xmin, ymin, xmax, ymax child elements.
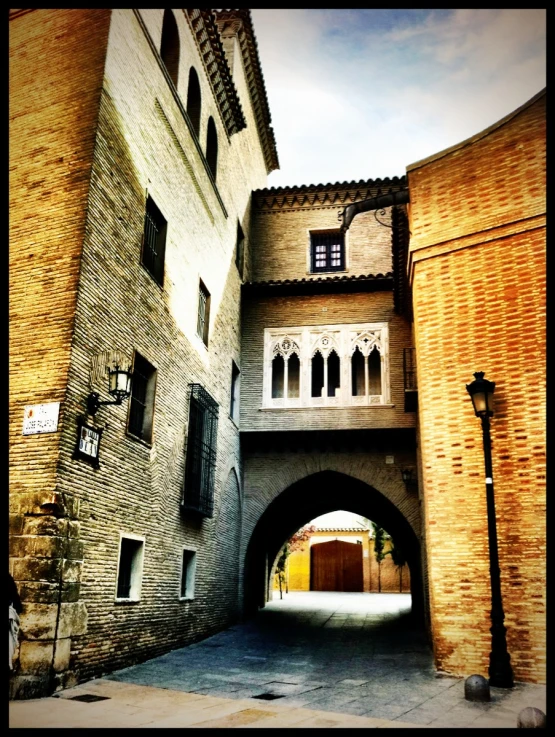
<box><xmin>87</xmin><ymin>363</ymin><xmax>133</xmax><ymax>417</ymax></box>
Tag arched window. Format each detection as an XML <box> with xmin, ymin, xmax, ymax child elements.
<box><xmin>206</xmin><ymin>116</ymin><xmax>218</xmax><ymax>181</ymax></box>
<box><xmin>160</xmin><ymin>10</ymin><xmax>180</xmax><ymax>88</ymax></box>
<box><xmin>271</xmin><ymin>354</ymin><xmax>284</xmax><ymax>399</ymax></box>
<box><xmin>311</xmin><ymin>351</ymin><xmax>324</xmax><ymax>398</ymax></box>
<box><xmin>327</xmin><ymin>350</ymin><xmax>341</xmax><ymax>397</ymax></box>
<box><xmin>351</xmin><ymin>346</ymin><xmax>365</xmax><ymax>397</ymax></box>
<box><xmin>186</xmin><ymin>67</ymin><xmax>201</xmax><ymax>138</ymax></box>
<box><xmin>368</xmin><ymin>347</ymin><xmax>382</xmax><ymax>396</ymax></box>
<box><xmin>288</xmin><ymin>353</ymin><xmax>300</xmax><ymax>398</ymax></box>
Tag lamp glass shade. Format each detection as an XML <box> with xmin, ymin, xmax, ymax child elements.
<box><xmin>466</xmin><ymin>372</ymin><xmax>495</xmax><ymax>417</ymax></box>
<box><xmin>109</xmin><ymin>366</ymin><xmax>132</xmax><ymax>397</ymax></box>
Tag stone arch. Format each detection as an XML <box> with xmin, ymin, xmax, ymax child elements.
<box><xmin>160</xmin><ymin>9</ymin><xmax>180</xmax><ymax>88</ymax></box>
<box><xmin>242</xmin><ymin>468</ymin><xmax>423</xmax><ymax>625</ymax></box>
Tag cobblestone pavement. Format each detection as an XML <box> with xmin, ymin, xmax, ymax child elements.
<box><xmin>9</xmin><ymin>592</ymin><xmax>546</xmax><ymax>729</ymax></box>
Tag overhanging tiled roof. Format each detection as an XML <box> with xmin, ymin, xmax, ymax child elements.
<box><xmin>254</xmin><ymin>176</ymin><xmax>407</xmax><ymax>211</ymax></box>
<box><xmin>184</xmin><ymin>9</ymin><xmax>246</xmax><ymax>137</ymax></box>
<box><xmin>214</xmin><ymin>9</ymin><xmax>279</xmax><ymax>173</ymax></box>
<box><xmin>243</xmin><ymin>272</ymin><xmax>393</xmax><ymax>297</ymax></box>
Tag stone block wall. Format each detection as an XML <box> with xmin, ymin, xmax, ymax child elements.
<box><xmin>408</xmin><ymin>91</ymin><xmax>546</xmax><ymax>683</ymax></box>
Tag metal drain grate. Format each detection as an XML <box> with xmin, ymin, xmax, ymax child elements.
<box><xmin>69</xmin><ymin>694</ymin><xmax>111</xmax><ymax>702</ymax></box>
<box><xmin>253</xmin><ymin>693</ymin><xmax>284</xmax><ymax>701</ymax></box>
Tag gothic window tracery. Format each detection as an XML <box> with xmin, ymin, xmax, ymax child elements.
<box><xmin>264</xmin><ymin>324</ymin><xmax>389</xmax><ymax>408</ymax></box>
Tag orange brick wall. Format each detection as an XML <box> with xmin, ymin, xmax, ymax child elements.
<box><xmin>408</xmin><ymin>92</ymin><xmax>545</xmax><ymax>683</ymax></box>
<box><xmin>9</xmin><ymin>9</ymin><xmax>112</xmax><ymax>698</ymax></box>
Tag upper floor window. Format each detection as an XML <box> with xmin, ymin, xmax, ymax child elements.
<box><xmin>310</xmin><ymin>230</ymin><xmax>345</xmax><ymax>272</ymax></box>
<box><xmin>235</xmin><ymin>220</ymin><xmax>245</xmax><ymax>278</ymax></box>
<box><xmin>127</xmin><ymin>352</ymin><xmax>157</xmax><ymax>443</ymax></box>
<box><xmin>196</xmin><ymin>279</ymin><xmax>211</xmax><ymax>346</ymax></box>
<box><xmin>160</xmin><ymin>9</ymin><xmax>180</xmax><ymax>88</ymax></box>
<box><xmin>206</xmin><ymin>116</ymin><xmax>218</xmax><ymax>181</ymax></box>
<box><xmin>186</xmin><ymin>67</ymin><xmax>201</xmax><ymax>138</ymax></box>
<box><xmin>183</xmin><ymin>384</ymin><xmax>219</xmax><ymax>518</ymax></box>
<box><xmin>230</xmin><ymin>361</ymin><xmax>240</xmax><ymax>424</ymax></box>
<box><xmin>141</xmin><ymin>195</ymin><xmax>167</xmax><ymax>286</ymax></box>
<box><xmin>263</xmin><ymin>323</ymin><xmax>390</xmax><ymax>409</ymax></box>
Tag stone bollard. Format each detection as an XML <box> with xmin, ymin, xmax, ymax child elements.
<box><xmin>464</xmin><ymin>674</ymin><xmax>490</xmax><ymax>702</ymax></box>
<box><xmin>517</xmin><ymin>707</ymin><xmax>546</xmax><ymax>728</ymax></box>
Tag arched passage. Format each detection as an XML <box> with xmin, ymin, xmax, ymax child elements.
<box><xmin>243</xmin><ymin>470</ymin><xmax>423</xmax><ymax>626</ymax></box>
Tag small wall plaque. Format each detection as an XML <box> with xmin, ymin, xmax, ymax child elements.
<box><xmin>73</xmin><ymin>418</ymin><xmax>103</xmax><ymax>468</ymax></box>
<box><xmin>22</xmin><ymin>402</ymin><xmax>60</xmax><ymax>435</ymax></box>
<box><xmin>385</xmin><ymin>455</ymin><xmax>394</xmax><ymax>464</ymax></box>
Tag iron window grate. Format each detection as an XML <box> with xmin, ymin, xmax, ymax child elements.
<box><xmin>183</xmin><ymin>384</ymin><xmax>219</xmax><ymax>518</ymax></box>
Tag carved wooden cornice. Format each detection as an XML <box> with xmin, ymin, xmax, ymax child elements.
<box><xmin>214</xmin><ymin>9</ymin><xmax>279</xmax><ymax>174</ymax></box>
<box><xmin>184</xmin><ymin>9</ymin><xmax>246</xmax><ymax>138</ymax></box>
<box><xmin>253</xmin><ymin>176</ymin><xmax>407</xmax><ymax>212</ymax></box>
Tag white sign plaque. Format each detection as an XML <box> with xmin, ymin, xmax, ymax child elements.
<box><xmin>22</xmin><ymin>403</ymin><xmax>60</xmax><ymax>435</ymax></box>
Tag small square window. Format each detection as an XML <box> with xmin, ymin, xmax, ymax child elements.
<box><xmin>127</xmin><ymin>352</ymin><xmax>157</xmax><ymax>443</ymax></box>
<box><xmin>180</xmin><ymin>549</ymin><xmax>197</xmax><ymax>599</ymax></box>
<box><xmin>197</xmin><ymin>280</ymin><xmax>211</xmax><ymax>346</ymax></box>
<box><xmin>230</xmin><ymin>361</ymin><xmax>240</xmax><ymax>424</ymax></box>
<box><xmin>310</xmin><ymin>231</ymin><xmax>344</xmax><ymax>272</ymax></box>
<box><xmin>141</xmin><ymin>195</ymin><xmax>167</xmax><ymax>286</ymax></box>
<box><xmin>116</xmin><ymin>535</ymin><xmax>145</xmax><ymax>601</ymax></box>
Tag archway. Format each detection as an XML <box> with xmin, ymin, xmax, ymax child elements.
<box><xmin>243</xmin><ymin>470</ymin><xmax>423</xmax><ymax>626</ymax></box>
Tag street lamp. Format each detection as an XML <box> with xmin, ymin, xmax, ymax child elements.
<box><xmin>466</xmin><ymin>371</ymin><xmax>514</xmax><ymax>688</ymax></box>
<box><xmin>87</xmin><ymin>363</ymin><xmax>133</xmax><ymax>417</ymax></box>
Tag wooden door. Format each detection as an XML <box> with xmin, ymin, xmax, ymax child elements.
<box><xmin>310</xmin><ymin>539</ymin><xmax>363</xmax><ymax>592</ymax></box>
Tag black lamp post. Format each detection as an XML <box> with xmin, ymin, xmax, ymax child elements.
<box><xmin>466</xmin><ymin>371</ymin><xmax>514</xmax><ymax>688</ymax></box>
<box><xmin>87</xmin><ymin>363</ymin><xmax>133</xmax><ymax>416</ymax></box>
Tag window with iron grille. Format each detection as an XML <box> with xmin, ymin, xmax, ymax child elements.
<box><xmin>183</xmin><ymin>384</ymin><xmax>219</xmax><ymax>518</ymax></box>
<box><xmin>127</xmin><ymin>352</ymin><xmax>157</xmax><ymax>443</ymax></box>
<box><xmin>141</xmin><ymin>195</ymin><xmax>167</xmax><ymax>286</ymax></box>
<box><xmin>310</xmin><ymin>231</ymin><xmax>344</xmax><ymax>272</ymax></box>
<box><xmin>197</xmin><ymin>280</ymin><xmax>210</xmax><ymax>346</ymax></box>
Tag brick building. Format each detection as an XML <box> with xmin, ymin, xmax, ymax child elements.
<box><xmin>9</xmin><ymin>8</ymin><xmax>545</xmax><ymax>699</ymax></box>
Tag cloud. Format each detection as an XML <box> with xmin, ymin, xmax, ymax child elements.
<box><xmin>250</xmin><ymin>9</ymin><xmax>545</xmax><ymax>187</ymax></box>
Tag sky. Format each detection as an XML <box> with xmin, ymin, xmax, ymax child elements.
<box><xmin>250</xmin><ymin>9</ymin><xmax>546</xmax><ymax>189</ymax></box>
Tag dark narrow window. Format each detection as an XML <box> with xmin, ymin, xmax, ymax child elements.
<box><xmin>311</xmin><ymin>352</ymin><xmax>324</xmax><ymax>398</ymax></box>
<box><xmin>368</xmin><ymin>347</ymin><xmax>382</xmax><ymax>395</ymax></box>
<box><xmin>160</xmin><ymin>10</ymin><xmax>180</xmax><ymax>87</ymax></box>
<box><xmin>128</xmin><ymin>352</ymin><xmax>157</xmax><ymax>443</ymax></box>
<box><xmin>197</xmin><ymin>280</ymin><xmax>210</xmax><ymax>346</ymax></box>
<box><xmin>116</xmin><ymin>537</ymin><xmax>144</xmax><ymax>600</ymax></box>
<box><xmin>186</xmin><ymin>67</ymin><xmax>201</xmax><ymax>137</ymax></box>
<box><xmin>230</xmin><ymin>361</ymin><xmax>240</xmax><ymax>423</ymax></box>
<box><xmin>328</xmin><ymin>350</ymin><xmax>341</xmax><ymax>397</ymax></box>
<box><xmin>206</xmin><ymin>116</ymin><xmax>218</xmax><ymax>181</ymax></box>
<box><xmin>183</xmin><ymin>384</ymin><xmax>219</xmax><ymax>518</ymax></box>
<box><xmin>310</xmin><ymin>231</ymin><xmax>344</xmax><ymax>272</ymax></box>
<box><xmin>141</xmin><ymin>195</ymin><xmax>167</xmax><ymax>286</ymax></box>
<box><xmin>351</xmin><ymin>347</ymin><xmax>365</xmax><ymax>396</ymax></box>
<box><xmin>235</xmin><ymin>220</ymin><xmax>245</xmax><ymax>278</ymax></box>
<box><xmin>288</xmin><ymin>353</ymin><xmax>300</xmax><ymax>398</ymax></box>
<box><xmin>271</xmin><ymin>354</ymin><xmax>284</xmax><ymax>398</ymax></box>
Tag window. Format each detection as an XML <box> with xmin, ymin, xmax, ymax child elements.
<box><xmin>264</xmin><ymin>324</ymin><xmax>390</xmax><ymax>408</ymax></box>
<box><xmin>196</xmin><ymin>280</ymin><xmax>210</xmax><ymax>346</ymax></box>
<box><xmin>160</xmin><ymin>9</ymin><xmax>180</xmax><ymax>88</ymax></box>
<box><xmin>186</xmin><ymin>67</ymin><xmax>201</xmax><ymax>137</ymax></box>
<box><xmin>235</xmin><ymin>220</ymin><xmax>245</xmax><ymax>278</ymax></box>
<box><xmin>127</xmin><ymin>352</ymin><xmax>157</xmax><ymax>443</ymax></box>
<box><xmin>116</xmin><ymin>534</ymin><xmax>145</xmax><ymax>601</ymax></box>
<box><xmin>180</xmin><ymin>549</ymin><xmax>197</xmax><ymax>599</ymax></box>
<box><xmin>230</xmin><ymin>361</ymin><xmax>240</xmax><ymax>424</ymax></box>
<box><xmin>206</xmin><ymin>116</ymin><xmax>218</xmax><ymax>181</ymax></box>
<box><xmin>183</xmin><ymin>384</ymin><xmax>219</xmax><ymax>518</ymax></box>
<box><xmin>310</xmin><ymin>231</ymin><xmax>345</xmax><ymax>272</ymax></box>
<box><xmin>141</xmin><ymin>195</ymin><xmax>167</xmax><ymax>286</ymax></box>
